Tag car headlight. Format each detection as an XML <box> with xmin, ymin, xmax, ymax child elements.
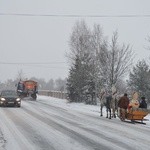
<box><xmin>1</xmin><ymin>98</ymin><xmax>6</xmax><ymax>101</ymax></box>
<box><xmin>16</xmin><ymin>98</ymin><xmax>21</xmax><ymax>101</ymax></box>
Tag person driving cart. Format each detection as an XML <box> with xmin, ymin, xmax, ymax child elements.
<box><xmin>118</xmin><ymin>93</ymin><xmax>130</xmax><ymax>121</ymax></box>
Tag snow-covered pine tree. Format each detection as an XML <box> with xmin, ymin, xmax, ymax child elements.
<box><xmin>128</xmin><ymin>60</ymin><xmax>150</xmax><ymax>103</ymax></box>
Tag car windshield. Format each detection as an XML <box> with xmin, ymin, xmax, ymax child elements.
<box><xmin>18</xmin><ymin>83</ymin><xmax>24</xmax><ymax>90</ymax></box>
<box><xmin>1</xmin><ymin>91</ymin><xmax>17</xmax><ymax>96</ymax></box>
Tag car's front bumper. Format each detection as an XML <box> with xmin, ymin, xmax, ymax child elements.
<box><xmin>0</xmin><ymin>100</ymin><xmax>21</xmax><ymax>107</ymax></box>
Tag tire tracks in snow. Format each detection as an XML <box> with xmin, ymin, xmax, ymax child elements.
<box><xmin>22</xmin><ymin>100</ymin><xmax>141</xmax><ymax>150</ymax></box>
<box><xmin>27</xmin><ymin>99</ymin><xmax>150</xmax><ymax>150</ymax></box>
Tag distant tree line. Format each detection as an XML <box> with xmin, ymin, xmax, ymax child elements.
<box><xmin>0</xmin><ymin>77</ymin><xmax>67</xmax><ymax>92</ymax></box>
<box><xmin>66</xmin><ymin>20</ymin><xmax>150</xmax><ymax>104</ymax></box>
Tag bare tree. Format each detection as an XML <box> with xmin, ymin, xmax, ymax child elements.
<box><xmin>87</xmin><ymin>24</ymin><xmax>109</xmax><ymax>103</ymax></box>
<box><xmin>16</xmin><ymin>69</ymin><xmax>26</xmax><ymax>81</ymax></box>
<box><xmin>106</xmin><ymin>31</ymin><xmax>134</xmax><ymax>88</ymax></box>
<box><xmin>91</xmin><ymin>24</ymin><xmax>108</xmax><ymax>89</ymax></box>
<box><xmin>91</xmin><ymin>29</ymin><xmax>133</xmax><ymax>91</ymax></box>
<box><xmin>68</xmin><ymin>20</ymin><xmax>92</xmax><ymax>63</ymax></box>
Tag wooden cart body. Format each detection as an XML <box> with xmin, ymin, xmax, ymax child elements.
<box><xmin>126</xmin><ymin>108</ymin><xmax>149</xmax><ymax>122</ymax></box>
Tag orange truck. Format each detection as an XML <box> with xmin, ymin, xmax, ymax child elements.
<box><xmin>17</xmin><ymin>80</ymin><xmax>38</xmax><ymax>100</ymax></box>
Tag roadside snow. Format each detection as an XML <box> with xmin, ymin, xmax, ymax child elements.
<box><xmin>39</xmin><ymin>95</ymin><xmax>150</xmax><ymax>125</ymax></box>
<box><xmin>0</xmin><ymin>129</ymin><xmax>5</xmax><ymax>150</ymax></box>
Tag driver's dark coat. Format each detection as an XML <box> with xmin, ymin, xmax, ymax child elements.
<box><xmin>118</xmin><ymin>96</ymin><xmax>129</xmax><ymax>109</ymax></box>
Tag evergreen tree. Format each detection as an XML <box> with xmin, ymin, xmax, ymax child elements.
<box><xmin>66</xmin><ymin>56</ymin><xmax>86</xmax><ymax>102</ymax></box>
<box><xmin>128</xmin><ymin>60</ymin><xmax>150</xmax><ymax>102</ymax></box>
<box><xmin>67</xmin><ymin>20</ymin><xmax>96</xmax><ymax>103</ymax></box>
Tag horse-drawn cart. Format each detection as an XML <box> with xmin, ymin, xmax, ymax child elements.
<box><xmin>125</xmin><ymin>108</ymin><xmax>149</xmax><ymax>124</ymax></box>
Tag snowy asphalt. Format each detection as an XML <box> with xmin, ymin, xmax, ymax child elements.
<box><xmin>0</xmin><ymin>96</ymin><xmax>150</xmax><ymax>150</ymax></box>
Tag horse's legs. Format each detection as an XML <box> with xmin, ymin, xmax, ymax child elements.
<box><xmin>106</xmin><ymin>108</ymin><xmax>108</xmax><ymax>118</ymax></box>
<box><xmin>109</xmin><ymin>108</ymin><xmax>111</xmax><ymax>119</ymax></box>
<box><xmin>111</xmin><ymin>102</ymin><xmax>117</xmax><ymax>118</ymax></box>
<box><xmin>100</xmin><ymin>104</ymin><xmax>103</xmax><ymax>116</ymax></box>
<box><xmin>112</xmin><ymin>108</ymin><xmax>116</xmax><ymax>118</ymax></box>
<box><xmin>106</xmin><ymin>107</ymin><xmax>111</xmax><ymax>119</ymax></box>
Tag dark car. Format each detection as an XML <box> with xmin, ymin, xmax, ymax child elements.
<box><xmin>0</xmin><ymin>90</ymin><xmax>21</xmax><ymax>107</ymax></box>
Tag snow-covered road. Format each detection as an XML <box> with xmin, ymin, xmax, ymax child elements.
<box><xmin>0</xmin><ymin>96</ymin><xmax>150</xmax><ymax>150</ymax></box>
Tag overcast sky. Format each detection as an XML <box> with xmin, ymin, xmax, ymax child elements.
<box><xmin>0</xmin><ymin>0</ymin><xmax>150</xmax><ymax>82</ymax></box>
